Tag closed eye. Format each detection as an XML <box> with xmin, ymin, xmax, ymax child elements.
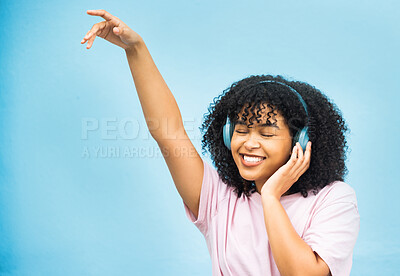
<box><xmin>235</xmin><ymin>130</ymin><xmax>275</xmax><ymax>138</ymax></box>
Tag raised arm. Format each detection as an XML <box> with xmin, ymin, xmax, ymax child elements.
<box><xmin>81</xmin><ymin>9</ymin><xmax>203</xmax><ymax>218</ymax></box>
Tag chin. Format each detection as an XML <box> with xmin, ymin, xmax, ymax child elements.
<box><xmin>238</xmin><ymin>169</ymin><xmax>271</xmax><ymax>182</ymax></box>
<box><xmin>240</xmin><ymin>175</ymin><xmax>255</xmax><ymax>181</ymax></box>
<box><xmin>239</xmin><ymin>171</ymin><xmax>262</xmax><ymax>182</ymax></box>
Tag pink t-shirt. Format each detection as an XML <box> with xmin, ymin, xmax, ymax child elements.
<box><xmin>183</xmin><ymin>159</ymin><xmax>360</xmax><ymax>276</ymax></box>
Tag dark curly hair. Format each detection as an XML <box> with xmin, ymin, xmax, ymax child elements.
<box><xmin>200</xmin><ymin>74</ymin><xmax>349</xmax><ymax>199</ymax></box>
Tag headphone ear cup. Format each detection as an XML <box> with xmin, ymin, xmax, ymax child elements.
<box><xmin>295</xmin><ymin>127</ymin><xmax>309</xmax><ymax>152</ymax></box>
<box><xmin>223</xmin><ymin>116</ymin><xmax>233</xmax><ymax>149</ymax></box>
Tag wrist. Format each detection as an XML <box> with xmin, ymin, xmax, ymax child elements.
<box><xmin>125</xmin><ymin>37</ymin><xmax>145</xmax><ymax>55</ymax></box>
<box><xmin>261</xmin><ymin>190</ymin><xmax>281</xmax><ymax>202</ymax></box>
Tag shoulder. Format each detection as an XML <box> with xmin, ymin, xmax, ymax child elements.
<box><xmin>202</xmin><ymin>159</ymin><xmax>235</xmax><ymax>201</ymax></box>
<box><xmin>203</xmin><ymin>159</ymin><xmax>220</xmax><ymax>179</ymax></box>
<box><xmin>314</xmin><ymin>181</ymin><xmax>358</xmax><ymax>208</ymax></box>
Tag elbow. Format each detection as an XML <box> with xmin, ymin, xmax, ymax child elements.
<box><xmin>281</xmin><ymin>260</ymin><xmax>330</xmax><ymax>276</ymax></box>
<box><xmin>292</xmin><ymin>264</ymin><xmax>331</xmax><ymax>276</ymax></box>
<box><xmin>283</xmin><ymin>271</ymin><xmax>328</xmax><ymax>276</ymax></box>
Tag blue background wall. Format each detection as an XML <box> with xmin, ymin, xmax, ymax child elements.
<box><xmin>1</xmin><ymin>0</ymin><xmax>399</xmax><ymax>275</ymax></box>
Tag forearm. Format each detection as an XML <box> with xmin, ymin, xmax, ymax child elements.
<box><xmin>261</xmin><ymin>194</ymin><xmax>320</xmax><ymax>276</ymax></box>
<box><xmin>125</xmin><ymin>39</ymin><xmax>184</xmax><ymax>141</ymax></box>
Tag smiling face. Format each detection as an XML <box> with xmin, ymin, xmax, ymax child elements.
<box><xmin>230</xmin><ymin>103</ymin><xmax>293</xmax><ymax>194</ymax></box>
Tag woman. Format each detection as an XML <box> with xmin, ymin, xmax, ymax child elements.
<box><xmin>81</xmin><ymin>9</ymin><xmax>360</xmax><ymax>275</ymax></box>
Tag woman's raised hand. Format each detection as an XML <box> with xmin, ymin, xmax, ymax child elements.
<box><xmin>261</xmin><ymin>141</ymin><xmax>312</xmax><ymax>199</ymax></box>
<box><xmin>81</xmin><ymin>9</ymin><xmax>142</xmax><ymax>50</ymax></box>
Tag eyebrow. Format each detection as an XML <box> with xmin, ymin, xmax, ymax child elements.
<box><xmin>236</xmin><ymin>120</ymin><xmax>280</xmax><ymax>129</ymax></box>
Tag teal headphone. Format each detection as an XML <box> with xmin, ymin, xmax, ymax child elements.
<box><xmin>222</xmin><ymin>80</ymin><xmax>310</xmax><ymax>151</ymax></box>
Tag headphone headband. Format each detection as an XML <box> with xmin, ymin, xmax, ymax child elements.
<box><xmin>257</xmin><ymin>80</ymin><xmax>308</xmax><ymax>116</ymax></box>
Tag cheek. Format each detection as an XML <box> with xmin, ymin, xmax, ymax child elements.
<box><xmin>230</xmin><ymin>135</ymin><xmax>243</xmax><ymax>149</ymax></box>
<box><xmin>268</xmin><ymin>139</ymin><xmax>292</xmax><ymax>157</ymax></box>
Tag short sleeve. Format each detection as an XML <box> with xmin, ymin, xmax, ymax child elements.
<box><xmin>302</xmin><ymin>183</ymin><xmax>360</xmax><ymax>276</ymax></box>
<box><xmin>182</xmin><ymin>159</ymin><xmax>222</xmax><ymax>235</ymax></box>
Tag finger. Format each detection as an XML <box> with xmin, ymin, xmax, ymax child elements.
<box><xmin>82</xmin><ymin>29</ymin><xmax>96</xmax><ymax>47</ymax></box>
<box><xmin>298</xmin><ymin>142</ymin><xmax>304</xmax><ymax>161</ymax></box>
<box><xmin>81</xmin><ymin>21</ymin><xmax>106</xmax><ymax>46</ymax></box>
<box><xmin>86</xmin><ymin>34</ymin><xmax>96</xmax><ymax>49</ymax></box>
<box><xmin>86</xmin><ymin>9</ymin><xmax>121</xmax><ymax>26</ymax></box>
<box><xmin>288</xmin><ymin>144</ymin><xmax>298</xmax><ymax>167</ymax></box>
<box><xmin>81</xmin><ymin>29</ymin><xmax>92</xmax><ymax>43</ymax></box>
<box><xmin>294</xmin><ymin>141</ymin><xmax>312</xmax><ymax>177</ymax></box>
<box><xmin>82</xmin><ymin>29</ymin><xmax>94</xmax><ymax>44</ymax></box>
<box><xmin>113</xmin><ymin>26</ymin><xmax>121</xmax><ymax>35</ymax></box>
<box><xmin>291</xmin><ymin>142</ymin><xmax>304</xmax><ymax>173</ymax></box>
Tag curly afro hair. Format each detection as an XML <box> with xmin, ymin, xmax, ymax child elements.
<box><xmin>200</xmin><ymin>74</ymin><xmax>349</xmax><ymax>199</ymax></box>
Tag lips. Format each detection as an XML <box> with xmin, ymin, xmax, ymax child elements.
<box><xmin>240</xmin><ymin>154</ymin><xmax>266</xmax><ymax>167</ymax></box>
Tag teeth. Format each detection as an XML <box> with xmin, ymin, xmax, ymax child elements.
<box><xmin>243</xmin><ymin>155</ymin><xmax>264</xmax><ymax>162</ymax></box>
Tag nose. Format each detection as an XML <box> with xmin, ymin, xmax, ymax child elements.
<box><xmin>243</xmin><ymin>134</ymin><xmax>261</xmax><ymax>150</ymax></box>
